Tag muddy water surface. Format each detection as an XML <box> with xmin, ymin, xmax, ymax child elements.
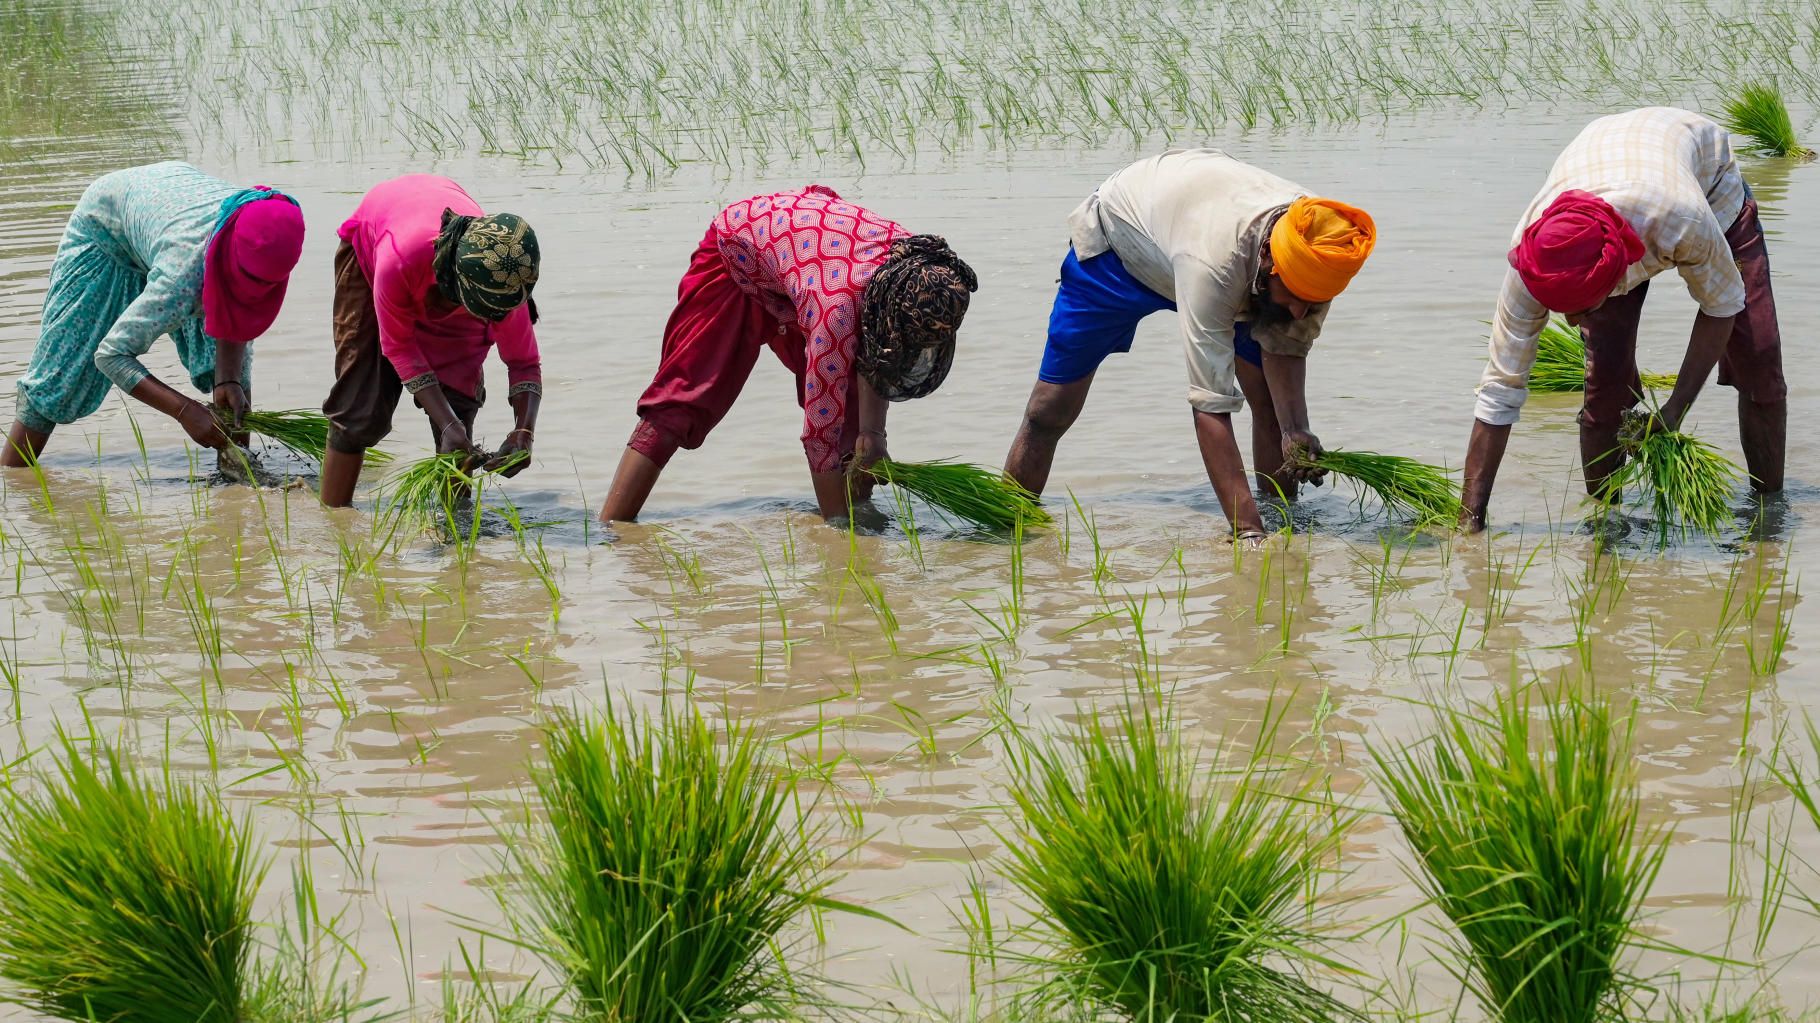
<box><xmin>0</xmin><ymin>11</ymin><xmax>1818</xmax><ymax>1017</ymax></box>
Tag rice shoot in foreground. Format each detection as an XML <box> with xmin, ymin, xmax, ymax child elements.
<box><xmin>1723</xmin><ymin>83</ymin><xmax>1814</xmax><ymax>159</ymax></box>
<box><xmin>0</xmin><ymin>732</ymin><xmax>264</xmax><ymax>1023</ymax></box>
<box><xmin>867</xmin><ymin>458</ymin><xmax>1051</xmax><ymax>531</ymax></box>
<box><xmin>1531</xmin><ymin>318</ymin><xmax>1677</xmax><ymax>393</ymax></box>
<box><xmin>1000</xmin><ymin>693</ymin><xmax>1357</xmax><ymax>1022</ymax></box>
<box><xmin>1313</xmin><ymin>448</ymin><xmax>1462</xmax><ymax>526</ymax></box>
<box><xmin>1600</xmin><ymin>418</ymin><xmax>1744</xmax><ymax>540</ymax></box>
<box><xmin>507</xmin><ymin>702</ymin><xmax>837</xmax><ymax>1023</ymax></box>
<box><xmin>1370</xmin><ymin>685</ymin><xmax>1667</xmax><ymax>1023</ymax></box>
<box><xmin>377</xmin><ymin>451</ymin><xmax>526</xmax><ymax>538</ymax></box>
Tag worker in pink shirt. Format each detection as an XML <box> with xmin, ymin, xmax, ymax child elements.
<box><xmin>319</xmin><ymin>175</ymin><xmax>543</xmax><ymax>507</ymax></box>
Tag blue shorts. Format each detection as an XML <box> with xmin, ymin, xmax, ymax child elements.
<box><xmin>1038</xmin><ymin>247</ymin><xmax>1259</xmax><ymax>384</ymax></box>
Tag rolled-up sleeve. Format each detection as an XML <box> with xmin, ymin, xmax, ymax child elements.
<box><xmin>1666</xmin><ymin>212</ymin><xmax>1746</xmax><ymax>318</ymax></box>
<box><xmin>1474</xmin><ymin>267</ymin><xmax>1550</xmax><ymax>426</ymax></box>
<box><xmin>1175</xmin><ymin>259</ymin><xmax>1247</xmax><ymax>415</ymax></box>
<box><xmin>94</xmin><ymin>261</ymin><xmax>191</xmax><ymax>393</ymax></box>
<box><xmin>493</xmin><ymin>305</ymin><xmax>542</xmax><ymax>393</ymax></box>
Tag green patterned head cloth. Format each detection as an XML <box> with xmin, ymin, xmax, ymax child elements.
<box><xmin>433</xmin><ymin>209</ymin><xmax>540</xmax><ymax>322</ymax></box>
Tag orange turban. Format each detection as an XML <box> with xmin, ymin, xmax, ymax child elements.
<box><xmin>1268</xmin><ymin>197</ymin><xmax>1377</xmax><ymax>303</ymax></box>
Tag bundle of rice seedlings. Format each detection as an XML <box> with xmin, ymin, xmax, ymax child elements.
<box><xmin>506</xmin><ymin>701</ymin><xmax>845</xmax><ymax>1023</ymax></box>
<box><xmin>376</xmin><ymin>451</ymin><xmax>525</xmax><ymax>537</ymax></box>
<box><xmin>1000</xmin><ymin>694</ymin><xmax>1358</xmax><ymax>1022</ymax></box>
<box><xmin>1723</xmin><ymin>84</ymin><xmax>1815</xmax><ymax>159</ymax></box>
<box><xmin>867</xmin><ymin>458</ymin><xmax>1051</xmax><ymax>531</ymax></box>
<box><xmin>1312</xmin><ymin>448</ymin><xmax>1462</xmax><ymax>526</ymax></box>
<box><xmin>0</xmin><ymin>733</ymin><xmax>264</xmax><ymax>1023</ymax></box>
<box><xmin>1530</xmin><ymin>318</ymin><xmax>1677</xmax><ymax>394</ymax></box>
<box><xmin>1600</xmin><ymin>420</ymin><xmax>1744</xmax><ymax>539</ymax></box>
<box><xmin>1370</xmin><ymin>685</ymin><xmax>1668</xmax><ymax>1023</ymax></box>
<box><xmin>217</xmin><ymin>408</ymin><xmax>392</xmax><ymax>466</ymax></box>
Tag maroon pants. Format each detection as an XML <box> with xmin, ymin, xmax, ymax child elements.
<box><xmin>1579</xmin><ymin>197</ymin><xmax>1786</xmax><ymax>429</ymax></box>
<box><xmin>627</xmin><ymin>229</ymin><xmax>813</xmax><ymax>467</ymax></box>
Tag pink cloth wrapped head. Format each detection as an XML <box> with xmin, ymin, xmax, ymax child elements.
<box><xmin>203</xmin><ymin>191</ymin><xmax>306</xmax><ymax>343</ymax></box>
<box><xmin>1508</xmin><ymin>190</ymin><xmax>1645</xmax><ymax>313</ymax></box>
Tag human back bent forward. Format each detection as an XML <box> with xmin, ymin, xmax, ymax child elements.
<box><xmin>1001</xmin><ymin>149</ymin><xmax>1377</xmax><ymax>541</ymax></box>
<box><xmin>3</xmin><ymin>162</ymin><xmax>305</xmax><ymax>467</ymax></box>
<box><xmin>597</xmin><ymin>185</ymin><xmax>978</xmax><ymax>523</ymax></box>
<box><xmin>1459</xmin><ymin>106</ymin><xmax>1786</xmax><ymax>530</ymax></box>
<box><xmin>318</xmin><ymin>175</ymin><xmax>544</xmax><ymax>508</ymax></box>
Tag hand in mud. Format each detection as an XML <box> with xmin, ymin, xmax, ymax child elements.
<box><xmin>487</xmin><ymin>429</ymin><xmax>533</xmax><ymax>478</ymax></box>
<box><xmin>1280</xmin><ymin>430</ymin><xmax>1327</xmax><ymax>485</ymax></box>
<box><xmin>436</xmin><ymin>421</ymin><xmax>486</xmax><ymax>472</ymax></box>
<box><xmin>211</xmin><ymin>381</ymin><xmax>249</xmax><ymax>433</ymax></box>
<box><xmin>176</xmin><ymin>399</ymin><xmax>231</xmax><ymax>450</ymax></box>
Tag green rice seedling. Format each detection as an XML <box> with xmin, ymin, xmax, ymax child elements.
<box><xmin>1724</xmin><ymin>84</ymin><xmax>1814</xmax><ymax>159</ymax></box>
<box><xmin>1599</xmin><ymin>417</ymin><xmax>1744</xmax><ymax>540</ymax></box>
<box><xmin>504</xmin><ymin>700</ymin><xmax>868</xmax><ymax>1022</ymax></box>
<box><xmin>1528</xmin><ymin>318</ymin><xmax>1676</xmax><ymax>393</ymax></box>
<box><xmin>999</xmin><ymin>692</ymin><xmax>1359</xmax><ymax>1022</ymax></box>
<box><xmin>228</xmin><ymin>408</ymin><xmax>392</xmax><ymax>466</ymax></box>
<box><xmin>0</xmin><ymin>731</ymin><xmax>264</xmax><ymax>1023</ymax></box>
<box><xmin>377</xmin><ymin>451</ymin><xmax>525</xmax><ymax>538</ymax></box>
<box><xmin>866</xmin><ymin>458</ymin><xmax>1051</xmax><ymax>532</ymax></box>
<box><xmin>1370</xmin><ymin>684</ymin><xmax>1669</xmax><ymax>1023</ymax></box>
<box><xmin>1313</xmin><ymin>448</ymin><xmax>1463</xmax><ymax>526</ymax></box>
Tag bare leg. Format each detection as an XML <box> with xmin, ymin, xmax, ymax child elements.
<box><xmin>1004</xmin><ymin>376</ymin><xmax>1094</xmax><ymax>495</ymax></box>
<box><xmin>1</xmin><ymin>421</ymin><xmax>51</xmax><ymax>468</ymax></box>
<box><xmin>600</xmin><ymin>447</ymin><xmax>663</xmax><ymax>522</ymax></box>
<box><xmin>1235</xmin><ymin>358</ymin><xmax>1292</xmax><ymax>499</ymax></box>
<box><xmin>1739</xmin><ymin>395</ymin><xmax>1785</xmax><ymax>493</ymax></box>
<box><xmin>319</xmin><ymin>447</ymin><xmax>366</xmax><ymax>507</ymax></box>
<box><xmin>1580</xmin><ymin>416</ymin><xmax>1626</xmax><ymax>498</ymax></box>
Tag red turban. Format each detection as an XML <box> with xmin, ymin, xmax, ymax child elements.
<box><xmin>1507</xmin><ymin>190</ymin><xmax>1644</xmax><ymax>313</ymax></box>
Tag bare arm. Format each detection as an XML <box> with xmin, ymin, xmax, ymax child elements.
<box><xmin>1459</xmin><ymin>418</ymin><xmax>1512</xmax><ymax>532</ymax></box>
<box><xmin>1193</xmin><ymin>409</ymin><xmax>1265</xmax><ymax>536</ymax></box>
<box><xmin>1656</xmin><ymin>311</ymin><xmax>1737</xmax><ymax>429</ymax></box>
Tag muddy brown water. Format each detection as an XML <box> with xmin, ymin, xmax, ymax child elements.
<box><xmin>0</xmin><ymin>44</ymin><xmax>1817</xmax><ymax>1020</ymax></box>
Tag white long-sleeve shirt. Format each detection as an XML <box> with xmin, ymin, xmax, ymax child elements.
<box><xmin>1068</xmin><ymin>149</ymin><xmax>1329</xmax><ymax>416</ymax></box>
<box><xmin>1476</xmin><ymin>107</ymin><xmax>1749</xmax><ymax>426</ymax></box>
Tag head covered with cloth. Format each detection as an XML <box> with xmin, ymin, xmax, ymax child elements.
<box><xmin>433</xmin><ymin>208</ymin><xmax>542</xmax><ymax>323</ymax></box>
<box><xmin>1267</xmin><ymin>196</ymin><xmax>1377</xmax><ymax>303</ymax></box>
<box><xmin>1508</xmin><ymin>189</ymin><xmax>1645</xmax><ymax>313</ymax></box>
<box><xmin>202</xmin><ymin>187</ymin><xmax>306</xmax><ymax>343</ymax></box>
<box><xmin>855</xmin><ymin>234</ymin><xmax>979</xmax><ymax>401</ymax></box>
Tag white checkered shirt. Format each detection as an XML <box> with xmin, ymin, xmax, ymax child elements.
<box><xmin>1475</xmin><ymin>107</ymin><xmax>1749</xmax><ymax>426</ymax></box>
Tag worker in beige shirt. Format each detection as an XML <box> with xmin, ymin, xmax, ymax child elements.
<box><xmin>1003</xmin><ymin>149</ymin><xmax>1378</xmax><ymax>539</ymax></box>
<box><xmin>1461</xmin><ymin>107</ymin><xmax>1786</xmax><ymax>530</ymax></box>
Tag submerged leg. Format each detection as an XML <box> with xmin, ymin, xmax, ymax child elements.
<box><xmin>1738</xmin><ymin>395</ymin><xmax>1785</xmax><ymax>493</ymax></box>
<box><xmin>319</xmin><ymin>447</ymin><xmax>366</xmax><ymax>508</ymax></box>
<box><xmin>1004</xmin><ymin>375</ymin><xmax>1094</xmax><ymax>496</ymax></box>
<box><xmin>1</xmin><ymin>421</ymin><xmax>52</xmax><ymax>467</ymax></box>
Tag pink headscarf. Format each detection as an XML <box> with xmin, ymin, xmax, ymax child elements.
<box><xmin>202</xmin><ymin>192</ymin><xmax>306</xmax><ymax>343</ymax></box>
<box><xmin>1507</xmin><ymin>190</ymin><xmax>1645</xmax><ymax>313</ymax></box>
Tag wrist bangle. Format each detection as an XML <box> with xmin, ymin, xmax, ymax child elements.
<box><xmin>860</xmin><ymin>428</ymin><xmax>886</xmax><ymax>439</ymax></box>
<box><xmin>217</xmin><ymin>380</ymin><xmax>244</xmax><ymax>392</ymax></box>
<box><xmin>507</xmin><ymin>427</ymin><xmax>534</xmax><ymax>438</ymax></box>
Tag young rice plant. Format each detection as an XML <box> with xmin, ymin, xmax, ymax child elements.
<box><xmin>1370</xmin><ymin>685</ymin><xmax>1669</xmax><ymax>1023</ymax></box>
<box><xmin>867</xmin><ymin>458</ymin><xmax>1051</xmax><ymax>532</ymax></box>
<box><xmin>504</xmin><ymin>701</ymin><xmax>860</xmax><ymax>1023</ymax></box>
<box><xmin>1723</xmin><ymin>84</ymin><xmax>1814</xmax><ymax>159</ymax></box>
<box><xmin>1313</xmin><ymin>449</ymin><xmax>1462</xmax><ymax>527</ymax></box>
<box><xmin>0</xmin><ymin>732</ymin><xmax>264</xmax><ymax>1023</ymax></box>
<box><xmin>999</xmin><ymin>692</ymin><xmax>1359</xmax><ymax>1022</ymax></box>
<box><xmin>1601</xmin><ymin>414</ymin><xmax>1744</xmax><ymax>541</ymax></box>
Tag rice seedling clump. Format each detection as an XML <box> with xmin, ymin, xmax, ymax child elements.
<box><xmin>1000</xmin><ymin>695</ymin><xmax>1357</xmax><ymax>1022</ymax></box>
<box><xmin>1529</xmin><ymin>318</ymin><xmax>1676</xmax><ymax>394</ymax></box>
<box><xmin>868</xmin><ymin>458</ymin><xmax>1051</xmax><ymax>531</ymax></box>
<box><xmin>1312</xmin><ymin>448</ymin><xmax>1462</xmax><ymax>526</ymax></box>
<box><xmin>507</xmin><ymin>702</ymin><xmax>834</xmax><ymax>1023</ymax></box>
<box><xmin>231</xmin><ymin>408</ymin><xmax>391</xmax><ymax>466</ymax></box>
<box><xmin>1601</xmin><ymin>416</ymin><xmax>1744</xmax><ymax>539</ymax></box>
<box><xmin>1723</xmin><ymin>84</ymin><xmax>1814</xmax><ymax>159</ymax></box>
<box><xmin>1371</xmin><ymin>685</ymin><xmax>1668</xmax><ymax>1023</ymax></box>
<box><xmin>0</xmin><ymin>733</ymin><xmax>264</xmax><ymax>1023</ymax></box>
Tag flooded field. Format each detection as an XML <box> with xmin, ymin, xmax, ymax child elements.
<box><xmin>2</xmin><ymin>0</ymin><xmax>1819</xmax><ymax>1019</ymax></box>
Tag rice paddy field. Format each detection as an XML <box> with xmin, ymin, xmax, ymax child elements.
<box><xmin>3</xmin><ymin>0</ymin><xmax>1820</xmax><ymax>1018</ymax></box>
